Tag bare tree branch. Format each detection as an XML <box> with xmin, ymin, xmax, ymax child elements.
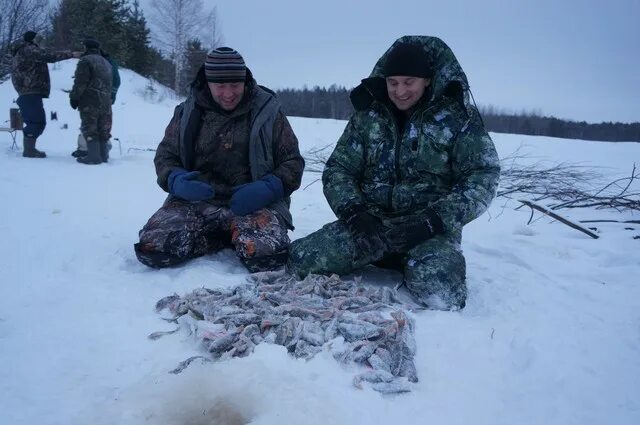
<box><xmin>0</xmin><ymin>0</ymin><xmax>49</xmax><ymax>79</ymax></box>
<box><xmin>149</xmin><ymin>0</ymin><xmax>221</xmax><ymax>94</ymax></box>
<box><xmin>579</xmin><ymin>220</ymin><xmax>640</xmax><ymax>224</ymax></box>
<box><xmin>519</xmin><ymin>200</ymin><xmax>600</xmax><ymax>239</ymax></box>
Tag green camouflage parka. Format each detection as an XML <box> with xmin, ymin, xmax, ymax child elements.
<box><xmin>322</xmin><ymin>36</ymin><xmax>500</xmax><ymax>237</ymax></box>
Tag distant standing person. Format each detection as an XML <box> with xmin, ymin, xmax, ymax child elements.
<box><xmin>287</xmin><ymin>36</ymin><xmax>500</xmax><ymax>310</ymax></box>
<box><xmin>135</xmin><ymin>47</ymin><xmax>304</xmax><ymax>272</ymax></box>
<box><xmin>72</xmin><ymin>48</ymin><xmax>120</xmax><ymax>160</ymax></box>
<box><xmin>10</xmin><ymin>30</ymin><xmax>80</xmax><ymax>158</ymax></box>
<box><xmin>69</xmin><ymin>38</ymin><xmax>113</xmax><ymax>164</ymax></box>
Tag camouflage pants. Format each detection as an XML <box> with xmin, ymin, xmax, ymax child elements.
<box><xmin>135</xmin><ymin>197</ymin><xmax>290</xmax><ymax>272</ymax></box>
<box><xmin>287</xmin><ymin>220</ymin><xmax>466</xmax><ymax>310</ymax></box>
<box><xmin>79</xmin><ymin>106</ymin><xmax>112</xmax><ymax>144</ymax></box>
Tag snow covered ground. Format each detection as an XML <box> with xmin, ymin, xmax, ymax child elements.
<box><xmin>1</xmin><ymin>61</ymin><xmax>639</xmax><ymax>425</ymax></box>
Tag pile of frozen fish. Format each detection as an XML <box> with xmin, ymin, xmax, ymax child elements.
<box><xmin>152</xmin><ymin>271</ymin><xmax>421</xmax><ymax>393</ymax></box>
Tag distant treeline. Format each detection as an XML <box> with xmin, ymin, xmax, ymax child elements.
<box><xmin>480</xmin><ymin>106</ymin><xmax>640</xmax><ymax>143</ymax></box>
<box><xmin>276</xmin><ymin>86</ymin><xmax>640</xmax><ymax>142</ymax></box>
<box><xmin>277</xmin><ymin>86</ymin><xmax>354</xmax><ymax>122</ymax></box>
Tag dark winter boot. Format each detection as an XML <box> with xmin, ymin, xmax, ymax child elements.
<box><xmin>134</xmin><ymin>243</ymin><xmax>186</xmax><ymax>268</ymax></box>
<box><xmin>76</xmin><ymin>140</ymin><xmax>102</xmax><ymax>165</ymax></box>
<box><xmin>71</xmin><ymin>149</ymin><xmax>87</xmax><ymax>158</ymax></box>
<box><xmin>242</xmin><ymin>250</ymin><xmax>289</xmax><ymax>273</ymax></box>
<box><xmin>23</xmin><ymin>136</ymin><xmax>46</xmax><ymax>158</ymax></box>
<box><xmin>99</xmin><ymin>141</ymin><xmax>110</xmax><ymax>163</ymax></box>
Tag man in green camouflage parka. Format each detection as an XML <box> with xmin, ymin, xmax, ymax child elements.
<box><xmin>288</xmin><ymin>36</ymin><xmax>500</xmax><ymax>310</ymax></box>
<box><xmin>135</xmin><ymin>47</ymin><xmax>304</xmax><ymax>272</ymax></box>
<box><xmin>69</xmin><ymin>38</ymin><xmax>113</xmax><ymax>165</ymax></box>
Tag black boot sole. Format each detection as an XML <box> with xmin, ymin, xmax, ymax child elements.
<box><xmin>76</xmin><ymin>157</ymin><xmax>102</xmax><ymax>164</ymax></box>
<box><xmin>71</xmin><ymin>150</ymin><xmax>88</xmax><ymax>158</ymax></box>
<box><xmin>23</xmin><ymin>152</ymin><xmax>47</xmax><ymax>158</ymax></box>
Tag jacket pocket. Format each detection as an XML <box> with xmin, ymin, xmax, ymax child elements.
<box><xmin>413</xmin><ymin>124</ymin><xmax>453</xmax><ymax>176</ymax></box>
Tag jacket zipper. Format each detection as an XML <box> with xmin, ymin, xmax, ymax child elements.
<box><xmin>381</xmin><ymin>101</ymin><xmax>437</xmax><ymax>210</ymax></box>
<box><xmin>379</xmin><ymin>105</ymin><xmax>400</xmax><ymax>209</ymax></box>
<box><xmin>381</xmin><ymin>105</ymin><xmax>421</xmax><ymax>184</ymax></box>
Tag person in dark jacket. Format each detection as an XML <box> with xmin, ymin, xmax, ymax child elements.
<box><xmin>287</xmin><ymin>36</ymin><xmax>500</xmax><ymax>310</ymax></box>
<box><xmin>135</xmin><ymin>47</ymin><xmax>305</xmax><ymax>272</ymax></box>
<box><xmin>69</xmin><ymin>38</ymin><xmax>113</xmax><ymax>164</ymax></box>
<box><xmin>101</xmin><ymin>50</ymin><xmax>121</xmax><ymax>105</ymax></box>
<box><xmin>10</xmin><ymin>30</ymin><xmax>80</xmax><ymax>158</ymax></box>
<box><xmin>71</xmin><ymin>48</ymin><xmax>120</xmax><ymax>160</ymax></box>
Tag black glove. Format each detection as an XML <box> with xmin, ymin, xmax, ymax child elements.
<box><xmin>342</xmin><ymin>205</ymin><xmax>385</xmax><ymax>254</ymax></box>
<box><xmin>382</xmin><ymin>210</ymin><xmax>444</xmax><ymax>253</ymax></box>
<box><xmin>69</xmin><ymin>98</ymin><xmax>78</xmax><ymax>110</ymax></box>
<box><xmin>343</xmin><ymin>205</ymin><xmax>381</xmax><ymax>238</ymax></box>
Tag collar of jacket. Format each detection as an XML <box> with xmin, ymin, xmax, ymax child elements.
<box><xmin>82</xmin><ymin>48</ymin><xmax>102</xmax><ymax>57</ymax></box>
<box><xmin>11</xmin><ymin>40</ymin><xmax>32</xmax><ymax>56</ymax></box>
<box><xmin>350</xmin><ymin>35</ymin><xmax>470</xmax><ymax>114</ymax></box>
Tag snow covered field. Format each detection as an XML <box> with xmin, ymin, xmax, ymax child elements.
<box><xmin>1</xmin><ymin>61</ymin><xmax>639</xmax><ymax>425</ymax></box>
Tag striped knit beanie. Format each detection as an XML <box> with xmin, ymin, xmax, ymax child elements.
<box><xmin>205</xmin><ymin>47</ymin><xmax>247</xmax><ymax>83</ymax></box>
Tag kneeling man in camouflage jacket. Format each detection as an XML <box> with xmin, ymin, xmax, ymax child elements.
<box><xmin>288</xmin><ymin>36</ymin><xmax>500</xmax><ymax>310</ymax></box>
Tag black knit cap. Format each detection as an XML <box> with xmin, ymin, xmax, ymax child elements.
<box><xmin>24</xmin><ymin>31</ymin><xmax>37</xmax><ymax>43</ymax></box>
<box><xmin>205</xmin><ymin>47</ymin><xmax>247</xmax><ymax>83</ymax></box>
<box><xmin>83</xmin><ymin>38</ymin><xmax>101</xmax><ymax>50</ymax></box>
<box><xmin>383</xmin><ymin>42</ymin><xmax>433</xmax><ymax>79</ymax></box>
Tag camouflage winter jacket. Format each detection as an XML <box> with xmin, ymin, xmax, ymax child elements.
<box><xmin>323</xmin><ymin>36</ymin><xmax>500</xmax><ymax>236</ymax></box>
<box><xmin>10</xmin><ymin>40</ymin><xmax>73</xmax><ymax>98</ymax></box>
<box><xmin>154</xmin><ymin>67</ymin><xmax>305</xmax><ymax>229</ymax></box>
<box><xmin>70</xmin><ymin>48</ymin><xmax>113</xmax><ymax>111</ymax></box>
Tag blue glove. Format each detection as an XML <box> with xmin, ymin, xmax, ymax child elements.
<box><xmin>168</xmin><ymin>169</ymin><xmax>214</xmax><ymax>202</ymax></box>
<box><xmin>230</xmin><ymin>174</ymin><xmax>284</xmax><ymax>216</ymax></box>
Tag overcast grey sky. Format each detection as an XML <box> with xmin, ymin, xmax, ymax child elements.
<box><xmin>144</xmin><ymin>0</ymin><xmax>640</xmax><ymax>123</ymax></box>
